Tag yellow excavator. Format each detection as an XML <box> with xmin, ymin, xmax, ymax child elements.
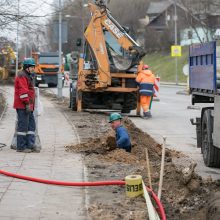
<box><xmin>69</xmin><ymin>0</ymin><xmax>145</xmax><ymax>114</ymax></box>
<box><xmin>0</xmin><ymin>46</ymin><xmax>16</xmax><ymax>80</ymax></box>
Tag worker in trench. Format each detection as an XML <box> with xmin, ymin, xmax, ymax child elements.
<box><xmin>136</xmin><ymin>64</ymin><xmax>155</xmax><ymax>118</ymax></box>
<box><xmin>109</xmin><ymin>113</ymin><xmax>131</xmax><ymax>152</ymax></box>
<box><xmin>13</xmin><ymin>58</ymin><xmax>39</xmax><ymax>153</ymax></box>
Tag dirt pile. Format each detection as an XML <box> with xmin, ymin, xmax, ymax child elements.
<box><xmin>66</xmin><ymin>116</ymin><xmax>217</xmax><ymax>220</ymax></box>
<box><xmin>88</xmin><ymin>197</ymin><xmax>148</xmax><ymax>220</ymax></box>
<box><xmin>41</xmin><ymin>90</ymin><xmax>218</xmax><ymax>220</ymax></box>
<box><xmin>66</xmin><ymin>132</ymin><xmax>117</xmax><ymax>154</ymax></box>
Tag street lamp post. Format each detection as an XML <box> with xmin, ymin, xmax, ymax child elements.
<box><xmin>15</xmin><ymin>0</ymin><xmax>20</xmax><ymax>76</ymax></box>
<box><xmin>57</xmin><ymin>0</ymin><xmax>63</xmax><ymax>98</ymax></box>
<box><xmin>174</xmin><ymin>0</ymin><xmax>178</xmax><ymax>85</ymax></box>
<box><xmin>82</xmin><ymin>0</ymin><xmax>85</xmax><ymax>53</ymax></box>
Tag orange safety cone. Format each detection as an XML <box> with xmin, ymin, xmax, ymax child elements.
<box><xmin>153</xmin><ymin>77</ymin><xmax>160</xmax><ymax>101</ymax></box>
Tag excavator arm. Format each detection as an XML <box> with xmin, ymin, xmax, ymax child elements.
<box><xmin>82</xmin><ymin>1</ymin><xmax>145</xmax><ymax>89</ymax></box>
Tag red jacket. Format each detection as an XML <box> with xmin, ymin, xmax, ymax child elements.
<box><xmin>13</xmin><ymin>70</ymin><xmax>35</xmax><ymax>110</ymax></box>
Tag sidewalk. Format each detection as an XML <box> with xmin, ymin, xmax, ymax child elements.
<box><xmin>0</xmin><ymin>86</ymin><xmax>88</xmax><ymax>220</ymax></box>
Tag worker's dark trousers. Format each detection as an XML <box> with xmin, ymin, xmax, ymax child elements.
<box><xmin>16</xmin><ymin>109</ymin><xmax>36</xmax><ymax>150</ymax></box>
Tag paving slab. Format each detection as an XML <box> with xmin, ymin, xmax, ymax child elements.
<box><xmin>0</xmin><ymin>86</ymin><xmax>88</xmax><ymax>219</ymax></box>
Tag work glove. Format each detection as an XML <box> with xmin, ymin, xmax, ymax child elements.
<box><xmin>25</xmin><ymin>104</ymin><xmax>32</xmax><ymax>114</ymax></box>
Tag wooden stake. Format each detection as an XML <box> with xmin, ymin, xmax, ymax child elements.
<box><xmin>145</xmin><ymin>148</ymin><xmax>152</xmax><ymax>189</ymax></box>
<box><xmin>158</xmin><ymin>136</ymin><xmax>166</xmax><ymax>200</ymax></box>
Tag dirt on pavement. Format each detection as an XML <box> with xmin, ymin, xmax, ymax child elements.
<box><xmin>35</xmin><ymin>90</ymin><xmax>220</xmax><ymax>219</ymax></box>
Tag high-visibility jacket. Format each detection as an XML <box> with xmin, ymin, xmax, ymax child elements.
<box><xmin>13</xmin><ymin>70</ymin><xmax>35</xmax><ymax>110</ymax></box>
<box><xmin>136</xmin><ymin>69</ymin><xmax>155</xmax><ymax>96</ymax></box>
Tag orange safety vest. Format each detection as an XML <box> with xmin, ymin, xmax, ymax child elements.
<box><xmin>136</xmin><ymin>70</ymin><xmax>155</xmax><ymax>96</ymax></box>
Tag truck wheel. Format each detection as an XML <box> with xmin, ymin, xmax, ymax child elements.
<box><xmin>206</xmin><ymin>192</ymin><xmax>220</xmax><ymax>220</ymax></box>
<box><xmin>69</xmin><ymin>87</ymin><xmax>72</xmax><ymax>108</ymax></box>
<box><xmin>70</xmin><ymin>93</ymin><xmax>77</xmax><ymax>111</ymax></box>
<box><xmin>71</xmin><ymin>97</ymin><xmax>77</xmax><ymax>111</ymax></box>
<box><xmin>121</xmin><ymin>93</ymin><xmax>137</xmax><ymax>113</ymax></box>
<box><xmin>202</xmin><ymin>109</ymin><xmax>220</xmax><ymax>167</ymax></box>
<box><xmin>70</xmin><ymin>89</ymin><xmax>77</xmax><ymax>111</ymax></box>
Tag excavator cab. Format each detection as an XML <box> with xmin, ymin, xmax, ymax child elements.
<box><xmin>104</xmin><ymin>30</ymin><xmax>134</xmax><ymax>72</ymax></box>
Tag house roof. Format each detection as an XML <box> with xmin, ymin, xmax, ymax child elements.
<box><xmin>209</xmin><ymin>1</ymin><xmax>220</xmax><ymax>16</ymax></box>
<box><xmin>146</xmin><ymin>0</ymin><xmax>207</xmax><ymax>25</ymax></box>
<box><xmin>147</xmin><ymin>0</ymin><xmax>220</xmax><ymax>17</ymax></box>
<box><xmin>147</xmin><ymin>1</ymin><xmax>172</xmax><ymax>15</ymax></box>
<box><xmin>178</xmin><ymin>0</ymin><xmax>220</xmax><ymax>16</ymax></box>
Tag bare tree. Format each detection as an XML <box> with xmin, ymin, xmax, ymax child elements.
<box><xmin>179</xmin><ymin>0</ymin><xmax>220</xmax><ymax>42</ymax></box>
<box><xmin>46</xmin><ymin>0</ymin><xmax>90</xmax><ymax>53</ymax></box>
<box><xmin>45</xmin><ymin>0</ymin><xmax>150</xmax><ymax>53</ymax></box>
<box><xmin>0</xmin><ymin>0</ymin><xmax>58</xmax><ymax>56</ymax></box>
<box><xmin>108</xmin><ymin>0</ymin><xmax>150</xmax><ymax>37</ymax></box>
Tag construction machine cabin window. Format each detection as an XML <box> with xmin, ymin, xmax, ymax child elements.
<box><xmin>39</xmin><ymin>56</ymin><xmax>59</xmax><ymax>65</ymax></box>
<box><xmin>83</xmin><ymin>42</ymin><xmax>97</xmax><ymax>70</ymax></box>
<box><xmin>104</xmin><ymin>31</ymin><xmax>133</xmax><ymax>71</ymax></box>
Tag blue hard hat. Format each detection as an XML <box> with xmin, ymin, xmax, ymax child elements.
<box><xmin>23</xmin><ymin>58</ymin><xmax>35</xmax><ymax>67</ymax></box>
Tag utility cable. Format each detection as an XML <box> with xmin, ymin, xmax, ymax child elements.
<box><xmin>0</xmin><ymin>169</ymin><xmax>166</xmax><ymax>220</ymax></box>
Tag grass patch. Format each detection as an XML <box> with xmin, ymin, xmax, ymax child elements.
<box><xmin>143</xmin><ymin>46</ymin><xmax>189</xmax><ymax>83</ymax></box>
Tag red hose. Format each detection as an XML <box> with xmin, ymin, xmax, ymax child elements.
<box><xmin>0</xmin><ymin>170</ymin><xmax>124</xmax><ymax>186</ymax></box>
<box><xmin>0</xmin><ymin>169</ymin><xmax>166</xmax><ymax>220</ymax></box>
<box><xmin>147</xmin><ymin>187</ymin><xmax>167</xmax><ymax>220</ymax></box>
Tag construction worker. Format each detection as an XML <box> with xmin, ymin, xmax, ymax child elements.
<box><xmin>13</xmin><ymin>58</ymin><xmax>37</xmax><ymax>153</ymax></box>
<box><xmin>109</xmin><ymin>113</ymin><xmax>131</xmax><ymax>152</ymax></box>
<box><xmin>136</xmin><ymin>64</ymin><xmax>155</xmax><ymax>118</ymax></box>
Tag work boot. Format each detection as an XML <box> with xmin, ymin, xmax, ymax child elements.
<box><xmin>32</xmin><ymin>147</ymin><xmax>41</xmax><ymax>153</ymax></box>
<box><xmin>24</xmin><ymin>149</ymin><xmax>32</xmax><ymax>153</ymax></box>
<box><xmin>143</xmin><ymin>111</ymin><xmax>152</xmax><ymax>118</ymax></box>
<box><xmin>11</xmin><ymin>145</ymin><xmax>16</xmax><ymax>150</ymax></box>
<box><xmin>17</xmin><ymin>149</ymin><xmax>31</xmax><ymax>153</ymax></box>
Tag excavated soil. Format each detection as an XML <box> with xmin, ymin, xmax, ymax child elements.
<box><xmin>41</xmin><ymin>89</ymin><xmax>220</xmax><ymax>220</ymax></box>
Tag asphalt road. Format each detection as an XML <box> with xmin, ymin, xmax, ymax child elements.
<box><xmin>49</xmin><ymin>84</ymin><xmax>220</xmax><ymax>180</ymax></box>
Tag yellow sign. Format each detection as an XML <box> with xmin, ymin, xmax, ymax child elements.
<box><xmin>171</xmin><ymin>45</ymin><xmax>182</xmax><ymax>57</ymax></box>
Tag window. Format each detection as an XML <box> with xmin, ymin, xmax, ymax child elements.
<box><xmin>211</xmin><ymin>55</ymin><xmax>213</xmax><ymax>64</ymax></box>
<box><xmin>196</xmin><ymin>56</ymin><xmax>198</xmax><ymax>65</ymax></box>
<box><xmin>206</xmin><ymin>54</ymin><xmax>213</xmax><ymax>65</ymax></box>
<box><xmin>187</xmin><ymin>30</ymin><xmax>193</xmax><ymax>39</ymax></box>
<box><xmin>193</xmin><ymin>56</ymin><xmax>197</xmax><ymax>66</ymax></box>
<box><xmin>39</xmin><ymin>56</ymin><xmax>59</xmax><ymax>65</ymax></box>
<box><xmin>104</xmin><ymin>30</ymin><xmax>133</xmax><ymax>71</ymax></box>
<box><xmin>202</xmin><ymin>55</ymin><xmax>206</xmax><ymax>65</ymax></box>
<box><xmin>190</xmin><ymin>57</ymin><xmax>193</xmax><ymax>66</ymax></box>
